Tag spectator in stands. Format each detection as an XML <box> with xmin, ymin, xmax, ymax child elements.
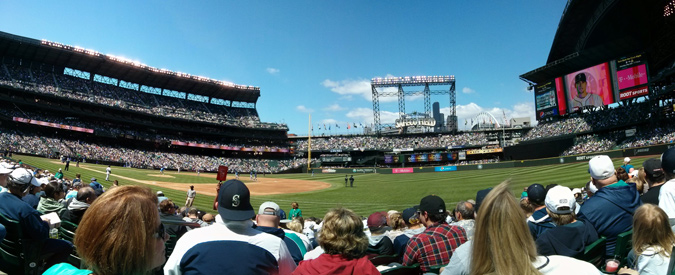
<box><xmin>616</xmin><ymin>167</ymin><xmax>630</xmax><ymax>182</ymax></box>
<box><xmin>622</xmin><ymin>204</ymin><xmax>675</xmax><ymax>275</ymax></box>
<box><xmin>201</xmin><ymin>213</ymin><xmax>214</xmax><ymax>225</ymax></box>
<box><xmin>65</xmin><ymin>181</ymin><xmax>81</xmax><ymax>200</ymax></box>
<box><xmin>37</xmin><ymin>180</ymin><xmax>67</xmax><ymax>217</ymax></box>
<box><xmin>526</xmin><ymin>183</ymin><xmax>555</xmax><ymax>239</ymax></box>
<box><xmin>450</xmin><ymin>201</ymin><xmax>476</xmax><ymax>241</ymax></box>
<box><xmin>577</xmin><ymin>155</ymin><xmax>641</xmax><ymax>256</ymax></box>
<box><xmin>165</xmin><ymin>180</ymin><xmax>296</xmax><ymax>274</ymax></box>
<box><xmin>182</xmin><ymin>207</ymin><xmax>206</xmax><ymax>230</ymax></box>
<box><xmin>287</xmin><ymin>218</ymin><xmax>312</xmax><ymax>252</ymax></box>
<box><xmin>641</xmin><ymin>158</ymin><xmax>666</xmax><ymax>205</ymax></box>
<box><xmin>468</xmin><ymin>181</ymin><xmax>599</xmax><ymax>274</ymax></box>
<box><xmin>403</xmin><ymin>195</ymin><xmax>467</xmax><ymax>273</ymax></box>
<box><xmin>72</xmin><ymin>174</ymin><xmax>81</xmax><ymax>185</ymax></box>
<box><xmin>393</xmin><ymin>207</ymin><xmax>425</xmax><ymax>260</ymax></box>
<box><xmin>535</xmin><ymin>186</ymin><xmax>598</xmax><ymax>258</ymax></box>
<box><xmin>628</xmin><ymin>168</ymin><xmax>648</xmax><ymax>195</ymax></box>
<box><xmin>366</xmin><ymin>211</ymin><xmax>394</xmax><ymax>256</ymax></box>
<box><xmin>22</xmin><ymin>183</ymin><xmax>42</xmax><ymax>209</ymax></box>
<box><xmin>0</xmin><ymin>168</ymin><xmax>72</xmax><ymax>270</ymax></box>
<box><xmin>54</xmin><ymin>168</ymin><xmax>63</xmax><ymax>180</ymax></box>
<box><xmin>292</xmin><ymin>207</ymin><xmax>380</xmax><ymax>275</ymax></box>
<box><xmin>43</xmin><ymin>185</ymin><xmax>169</xmax><ymax>275</ymax></box>
<box><xmin>622</xmin><ymin>157</ymin><xmax>636</xmax><ymax>174</ymax></box>
<box><xmin>61</xmin><ymin>186</ymin><xmax>97</xmax><ymax>225</ymax></box>
<box><xmin>159</xmin><ymin>199</ymin><xmax>188</xmax><ymax>239</ymax></box>
<box><xmin>384</xmin><ymin>211</ymin><xmax>406</xmax><ymax>241</ymax></box>
<box><xmin>89</xmin><ymin>177</ymin><xmax>104</xmax><ymax>196</ymax></box>
<box><xmin>255</xmin><ymin>201</ymin><xmax>304</xmax><ymax>265</ymax></box>
<box><xmin>157</xmin><ymin>190</ymin><xmax>168</xmax><ymax>204</ymax></box>
<box><xmin>657</xmin><ymin>148</ymin><xmax>675</xmax><ymax>231</ymax></box>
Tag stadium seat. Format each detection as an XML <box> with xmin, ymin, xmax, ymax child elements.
<box><xmin>380</xmin><ymin>263</ymin><xmax>420</xmax><ymax>275</ymax></box>
<box><xmin>0</xmin><ymin>213</ymin><xmax>45</xmax><ymax>275</ymax></box>
<box><xmin>370</xmin><ymin>254</ymin><xmax>399</xmax><ymax>266</ymax></box>
<box><xmin>667</xmin><ymin>246</ymin><xmax>675</xmax><ymax>275</ymax></box>
<box><xmin>58</xmin><ymin>221</ymin><xmax>82</xmax><ymax>268</ymax></box>
<box><xmin>613</xmin><ymin>230</ymin><xmax>633</xmax><ymax>266</ymax></box>
<box><xmin>577</xmin><ymin>236</ymin><xmax>606</xmax><ymax>268</ymax></box>
<box><xmin>165</xmin><ymin>234</ymin><xmax>178</xmax><ymax>259</ymax></box>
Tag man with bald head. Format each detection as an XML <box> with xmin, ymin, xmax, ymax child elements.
<box><xmin>62</xmin><ymin>186</ymin><xmax>98</xmax><ymax>224</ymax></box>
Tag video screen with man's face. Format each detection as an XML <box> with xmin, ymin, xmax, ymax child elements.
<box><xmin>564</xmin><ymin>63</ymin><xmax>614</xmax><ymax>112</ymax></box>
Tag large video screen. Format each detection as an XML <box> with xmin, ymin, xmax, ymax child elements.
<box><xmin>534</xmin><ymin>77</ymin><xmax>565</xmax><ymax>120</ymax></box>
<box><xmin>565</xmin><ymin>63</ymin><xmax>614</xmax><ymax>112</ymax></box>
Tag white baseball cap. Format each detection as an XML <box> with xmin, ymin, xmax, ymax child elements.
<box><xmin>624</xmin><ymin>157</ymin><xmax>631</xmax><ymax>163</ymax></box>
<box><xmin>545</xmin><ymin>186</ymin><xmax>576</xmax><ymax>214</ymax></box>
<box><xmin>571</xmin><ymin>188</ymin><xmax>582</xmax><ymax>195</ymax></box>
<box><xmin>258</xmin><ymin>201</ymin><xmax>280</xmax><ymax>216</ymax></box>
<box><xmin>589</xmin><ymin>155</ymin><xmax>615</xmax><ymax>180</ymax></box>
<box><xmin>0</xmin><ymin>162</ymin><xmax>14</xmax><ymax>174</ymax></box>
<box><xmin>9</xmin><ymin>168</ymin><xmax>41</xmax><ymax>187</ymax></box>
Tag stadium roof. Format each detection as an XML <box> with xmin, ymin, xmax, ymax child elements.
<box><xmin>0</xmin><ymin>31</ymin><xmax>260</xmax><ymax>103</ymax></box>
<box><xmin>521</xmin><ymin>0</ymin><xmax>673</xmax><ymax>84</ymax></box>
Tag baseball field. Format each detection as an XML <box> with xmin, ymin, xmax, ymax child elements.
<box><xmin>15</xmin><ymin>154</ymin><xmax>654</xmax><ymax>218</ymax></box>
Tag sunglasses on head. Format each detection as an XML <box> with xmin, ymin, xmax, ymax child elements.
<box><xmin>154</xmin><ymin>223</ymin><xmax>166</xmax><ymax>240</ymax></box>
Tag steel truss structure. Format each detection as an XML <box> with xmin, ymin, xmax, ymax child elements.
<box><xmin>371</xmin><ymin>76</ymin><xmax>456</xmax><ymax>134</ymax></box>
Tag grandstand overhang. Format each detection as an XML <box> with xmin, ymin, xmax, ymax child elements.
<box><xmin>0</xmin><ymin>31</ymin><xmax>260</xmax><ymax>103</ymax></box>
<box><xmin>521</xmin><ymin>0</ymin><xmax>673</xmax><ymax>84</ymax></box>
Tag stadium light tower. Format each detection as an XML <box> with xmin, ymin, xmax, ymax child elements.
<box><xmin>371</xmin><ymin>75</ymin><xmax>456</xmax><ymax>134</ymax></box>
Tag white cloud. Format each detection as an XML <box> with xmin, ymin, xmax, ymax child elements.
<box><xmin>440</xmin><ymin>102</ymin><xmax>536</xmax><ymax>130</ymax></box>
<box><xmin>266</xmin><ymin>67</ymin><xmax>280</xmax><ymax>75</ymax></box>
<box><xmin>462</xmin><ymin>87</ymin><xmax>476</xmax><ymax>94</ymax></box>
<box><xmin>296</xmin><ymin>105</ymin><xmax>314</xmax><ymax>113</ymax></box>
<box><xmin>323</xmin><ymin>104</ymin><xmax>346</xmax><ymax>112</ymax></box>
<box><xmin>321</xmin><ymin>78</ymin><xmax>401</xmax><ymax>103</ymax></box>
<box><xmin>346</xmin><ymin>107</ymin><xmax>400</xmax><ymax>125</ymax></box>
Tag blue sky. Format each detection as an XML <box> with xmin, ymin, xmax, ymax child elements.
<box><xmin>1</xmin><ymin>1</ymin><xmax>567</xmax><ymax>135</ymax></box>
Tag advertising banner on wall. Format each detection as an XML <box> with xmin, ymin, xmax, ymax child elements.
<box><xmin>614</xmin><ymin>54</ymin><xmax>649</xmax><ymax>100</ymax></box>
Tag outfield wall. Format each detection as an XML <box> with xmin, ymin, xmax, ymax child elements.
<box><xmin>312</xmin><ymin>142</ymin><xmax>675</xmax><ymax>174</ymax></box>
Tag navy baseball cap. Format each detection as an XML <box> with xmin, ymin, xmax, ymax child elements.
<box><xmin>474</xmin><ymin>188</ymin><xmax>492</xmax><ymax>213</ymax></box>
<box><xmin>661</xmin><ymin>148</ymin><xmax>675</xmax><ymax>176</ymax></box>
<box><xmin>527</xmin><ymin>184</ymin><xmax>546</xmax><ymax>205</ymax></box>
<box><xmin>218</xmin><ymin>180</ymin><xmax>255</xmax><ymax>221</ymax></box>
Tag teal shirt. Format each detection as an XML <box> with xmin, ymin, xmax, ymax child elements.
<box><xmin>43</xmin><ymin>263</ymin><xmax>92</xmax><ymax>275</ymax></box>
<box><xmin>289</xmin><ymin>208</ymin><xmax>302</xmax><ymax>219</ymax></box>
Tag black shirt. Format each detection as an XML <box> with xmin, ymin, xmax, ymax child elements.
<box><xmin>641</xmin><ymin>184</ymin><xmax>663</xmax><ymax>205</ymax></box>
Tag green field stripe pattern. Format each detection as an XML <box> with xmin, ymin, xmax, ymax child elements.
<box><xmin>16</xmin><ymin>154</ymin><xmax>652</xmax><ymax>218</ymax></box>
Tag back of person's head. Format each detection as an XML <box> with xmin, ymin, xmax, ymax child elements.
<box><xmin>367</xmin><ymin>211</ymin><xmax>388</xmax><ymax>234</ymax></box>
<box><xmin>455</xmin><ymin>201</ymin><xmax>475</xmax><ymax>220</ymax></box>
<box><xmin>287</xmin><ymin>219</ymin><xmax>303</xmax><ymax>233</ymax></box>
<box><xmin>544</xmin><ymin>186</ymin><xmax>577</xmax><ymax>226</ymax></box>
<box><xmin>319</xmin><ymin>207</ymin><xmax>368</xmax><ymax>260</ymax></box>
<box><xmin>419</xmin><ymin>195</ymin><xmax>447</xmax><ymax>223</ymax></box>
<box><xmin>159</xmin><ymin>199</ymin><xmax>175</xmax><ymax>214</ymax></box>
<box><xmin>632</xmin><ymin>204</ymin><xmax>675</xmax><ymax>258</ymax></box>
<box><xmin>76</xmin><ymin>173</ymin><xmax>81</xmax><ymax>179</ymax></box>
<box><xmin>42</xmin><ymin>180</ymin><xmax>64</xmax><ymax>199</ymax></box>
<box><xmin>616</xmin><ymin>167</ymin><xmax>629</xmax><ymax>182</ymax></box>
<box><xmin>526</xmin><ymin>184</ymin><xmax>546</xmax><ymax>207</ymax></box>
<box><xmin>643</xmin><ymin>158</ymin><xmax>665</xmax><ymax>183</ymax></box>
<box><xmin>76</xmin><ymin>186</ymin><xmax>97</xmax><ymax>204</ymax></box>
<box><xmin>75</xmin><ymin>185</ymin><xmax>164</xmax><ymax>275</ymax></box>
<box><xmin>387</xmin><ymin>211</ymin><xmax>406</xmax><ymax>230</ymax></box>
<box><xmin>202</xmin><ymin>213</ymin><xmax>215</xmax><ymax>224</ymax></box>
<box><xmin>471</xmin><ymin>181</ymin><xmax>540</xmax><ymax>275</ymax></box>
<box><xmin>519</xmin><ymin>198</ymin><xmax>534</xmax><ymax>217</ymax></box>
<box><xmin>663</xmin><ymin>148</ymin><xmax>675</xmax><ymax>180</ymax></box>
<box><xmin>187</xmin><ymin>207</ymin><xmax>199</xmax><ymax>217</ymax></box>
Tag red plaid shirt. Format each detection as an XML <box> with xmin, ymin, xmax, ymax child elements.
<box><xmin>402</xmin><ymin>222</ymin><xmax>467</xmax><ymax>272</ymax></box>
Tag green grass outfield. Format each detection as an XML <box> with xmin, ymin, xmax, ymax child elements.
<box><xmin>14</xmin><ymin>154</ymin><xmax>653</xmax><ymax>218</ymax></box>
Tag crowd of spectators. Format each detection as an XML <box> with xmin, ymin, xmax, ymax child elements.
<box><xmin>522</xmin><ymin>102</ymin><xmax>651</xmax><ymax>142</ymax></box>
<box><xmin>0</xmin><ymin>63</ymin><xmax>287</xmax><ymax>130</ymax></box>
<box><xmin>0</xmin><ymin>129</ymin><xmax>304</xmax><ymax>173</ymax></box>
<box><xmin>562</xmin><ymin>134</ymin><xmax>617</xmax><ymax>156</ymax></box>
<box><xmin>296</xmin><ymin>133</ymin><xmax>488</xmax><ymax>151</ymax></box>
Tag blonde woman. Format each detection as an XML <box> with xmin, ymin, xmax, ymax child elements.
<box><xmin>622</xmin><ymin>204</ymin><xmax>675</xmax><ymax>275</ymax></box>
<box><xmin>469</xmin><ymin>181</ymin><xmax>599</xmax><ymax>275</ymax></box>
<box><xmin>385</xmin><ymin>211</ymin><xmax>407</xmax><ymax>241</ymax></box>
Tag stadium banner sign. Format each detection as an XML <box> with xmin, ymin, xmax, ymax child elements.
<box><xmin>321</xmin><ymin>169</ymin><xmax>336</xmax><ymax>173</ymax></box>
<box><xmin>616</xmin><ymin>54</ymin><xmax>645</xmax><ymax>70</ymax></box>
<box><xmin>13</xmin><ymin>117</ymin><xmax>94</xmax><ymax>133</ymax></box>
<box><xmin>466</xmin><ymin>148</ymin><xmax>503</xmax><ymax>155</ymax></box>
<box><xmin>329</xmin><ymin>149</ymin><xmax>343</xmax><ymax>153</ymax></box>
<box><xmin>458</xmin><ymin>151</ymin><xmax>467</xmax><ymax>160</ymax></box>
<box><xmin>618</xmin><ymin>86</ymin><xmax>649</xmax><ymax>100</ymax></box>
<box><xmin>352</xmin><ymin>168</ymin><xmax>375</xmax><ymax>173</ymax></box>
<box><xmin>392</xmin><ymin>168</ymin><xmax>414</xmax><ymax>174</ymax></box>
<box><xmin>625</xmin><ymin>128</ymin><xmax>636</xmax><ymax>137</ymax></box>
<box><xmin>384</xmin><ymin>155</ymin><xmax>402</xmax><ymax>164</ymax></box>
<box><xmin>393</xmin><ymin>148</ymin><xmax>414</xmax><ymax>152</ymax></box>
<box><xmin>435</xmin><ymin>166</ymin><xmax>457</xmax><ymax>172</ymax></box>
<box><xmin>534</xmin><ymin>80</ymin><xmax>561</xmax><ymax>120</ymax></box>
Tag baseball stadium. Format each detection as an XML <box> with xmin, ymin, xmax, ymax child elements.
<box><xmin>1</xmin><ymin>1</ymin><xmax>675</xmax><ymax>274</ymax></box>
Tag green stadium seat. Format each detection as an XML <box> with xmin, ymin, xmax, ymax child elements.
<box><xmin>165</xmin><ymin>235</ymin><xmax>178</xmax><ymax>259</ymax></box>
<box><xmin>613</xmin><ymin>230</ymin><xmax>633</xmax><ymax>266</ymax></box>
<box><xmin>380</xmin><ymin>263</ymin><xmax>420</xmax><ymax>275</ymax></box>
<box><xmin>370</xmin><ymin>254</ymin><xmax>399</xmax><ymax>266</ymax></box>
<box><xmin>577</xmin><ymin>236</ymin><xmax>606</xmax><ymax>268</ymax></box>
<box><xmin>0</xmin><ymin>212</ymin><xmax>45</xmax><ymax>275</ymax></box>
<box><xmin>58</xmin><ymin>221</ymin><xmax>82</xmax><ymax>268</ymax></box>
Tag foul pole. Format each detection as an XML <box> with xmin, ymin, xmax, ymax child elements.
<box><xmin>307</xmin><ymin>113</ymin><xmax>312</xmax><ymax>173</ymax></box>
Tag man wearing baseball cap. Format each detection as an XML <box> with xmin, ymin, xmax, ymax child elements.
<box><xmin>254</xmin><ymin>201</ymin><xmax>304</xmax><ymax>265</ymax></box>
<box><xmin>525</xmin><ymin>183</ymin><xmax>556</xmax><ymax>239</ymax></box>
<box><xmin>0</xmin><ymin>168</ymin><xmax>73</xmax><ymax>269</ymax></box>
<box><xmin>535</xmin><ymin>186</ymin><xmax>599</xmax><ymax>258</ymax></box>
<box><xmin>656</xmin><ymin>148</ymin><xmax>675</xmax><ymax>230</ymax></box>
<box><xmin>165</xmin><ymin>180</ymin><xmax>296</xmax><ymax>275</ymax></box>
<box><xmin>640</xmin><ymin>158</ymin><xmax>666</xmax><ymax>205</ymax></box>
<box><xmin>402</xmin><ymin>195</ymin><xmax>467</xmax><ymax>273</ymax></box>
<box><xmin>577</xmin><ymin>155</ymin><xmax>640</xmax><ymax>256</ymax></box>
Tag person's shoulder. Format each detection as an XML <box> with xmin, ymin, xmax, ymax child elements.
<box><xmin>538</xmin><ymin>255</ymin><xmax>599</xmax><ymax>274</ymax></box>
